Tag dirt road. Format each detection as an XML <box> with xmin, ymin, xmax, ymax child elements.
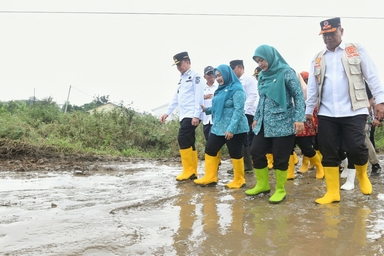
<box><xmin>1</xmin><ymin>156</ymin><xmax>384</xmax><ymax>255</ymax></box>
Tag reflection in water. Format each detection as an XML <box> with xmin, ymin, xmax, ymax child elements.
<box><xmin>322</xmin><ymin>204</ymin><xmax>341</xmax><ymax>239</ymax></box>
<box><xmin>173</xmin><ymin>183</ymin><xmax>198</xmax><ymax>255</ymax></box>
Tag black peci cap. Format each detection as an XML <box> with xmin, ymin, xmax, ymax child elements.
<box><xmin>229</xmin><ymin>59</ymin><xmax>244</xmax><ymax>69</ymax></box>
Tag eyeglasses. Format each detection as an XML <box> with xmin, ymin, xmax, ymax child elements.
<box><xmin>205</xmin><ymin>71</ymin><xmax>213</xmax><ymax>76</ymax></box>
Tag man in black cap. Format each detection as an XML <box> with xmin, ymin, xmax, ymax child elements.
<box><xmin>160</xmin><ymin>51</ymin><xmax>204</xmax><ymax>181</ymax></box>
<box><xmin>202</xmin><ymin>65</ymin><xmax>218</xmax><ymax>141</ymax></box>
<box><xmin>305</xmin><ymin>17</ymin><xmax>384</xmax><ymax>204</ymax></box>
<box><xmin>227</xmin><ymin>59</ymin><xmax>259</xmax><ymax>174</ymax></box>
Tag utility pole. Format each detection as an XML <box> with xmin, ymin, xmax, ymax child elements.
<box><xmin>64</xmin><ymin>85</ymin><xmax>71</xmax><ymax>114</ymax></box>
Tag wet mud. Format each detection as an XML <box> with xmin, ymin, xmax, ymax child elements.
<box><xmin>1</xmin><ymin>156</ymin><xmax>384</xmax><ymax>255</ymax></box>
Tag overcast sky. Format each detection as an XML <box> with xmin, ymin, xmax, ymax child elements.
<box><xmin>1</xmin><ymin>0</ymin><xmax>384</xmax><ymax>113</ymax></box>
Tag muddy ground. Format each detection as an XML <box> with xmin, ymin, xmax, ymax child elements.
<box><xmin>1</xmin><ymin>151</ymin><xmax>384</xmax><ymax>255</ymax></box>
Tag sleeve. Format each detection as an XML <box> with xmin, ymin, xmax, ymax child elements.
<box><xmin>243</xmin><ymin>76</ymin><xmax>258</xmax><ymax>116</ymax></box>
<box><xmin>285</xmin><ymin>69</ymin><xmax>306</xmax><ymax>122</ymax></box>
<box><xmin>359</xmin><ymin>45</ymin><xmax>384</xmax><ymax>104</ymax></box>
<box><xmin>305</xmin><ymin>58</ymin><xmax>319</xmax><ymax>115</ymax></box>
<box><xmin>165</xmin><ymin>91</ymin><xmax>178</xmax><ymax>116</ymax></box>
<box><xmin>226</xmin><ymin>90</ymin><xmax>246</xmax><ymax>133</ymax></box>
<box><xmin>193</xmin><ymin>73</ymin><xmax>204</xmax><ymax>119</ymax></box>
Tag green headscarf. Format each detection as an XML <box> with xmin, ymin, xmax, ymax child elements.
<box><xmin>253</xmin><ymin>44</ymin><xmax>291</xmax><ymax>111</ymax></box>
<box><xmin>212</xmin><ymin>64</ymin><xmax>244</xmax><ymax>121</ymax></box>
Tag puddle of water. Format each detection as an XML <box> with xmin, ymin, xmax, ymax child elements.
<box><xmin>0</xmin><ymin>160</ymin><xmax>384</xmax><ymax>255</ymax></box>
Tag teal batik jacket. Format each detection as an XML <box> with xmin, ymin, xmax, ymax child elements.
<box><xmin>206</xmin><ymin>90</ymin><xmax>249</xmax><ymax>136</ymax></box>
<box><xmin>253</xmin><ymin>68</ymin><xmax>305</xmax><ymax>137</ymax></box>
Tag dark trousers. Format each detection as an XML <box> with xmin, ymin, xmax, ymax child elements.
<box><xmin>317</xmin><ymin>115</ymin><xmax>368</xmax><ymax>167</ymax></box>
<box><xmin>205</xmin><ymin>133</ymin><xmax>247</xmax><ymax>159</ymax></box>
<box><xmin>250</xmin><ymin>125</ymin><xmax>296</xmax><ymax>170</ymax></box>
<box><xmin>178</xmin><ymin>118</ymin><xmax>198</xmax><ymax>150</ymax></box>
<box><xmin>203</xmin><ymin>123</ymin><xmax>212</xmax><ymax>142</ymax></box>
<box><xmin>296</xmin><ymin>136</ymin><xmax>316</xmax><ymax>158</ymax></box>
<box><xmin>370</xmin><ymin>125</ymin><xmax>376</xmax><ymax>148</ymax></box>
<box><xmin>245</xmin><ymin>114</ymin><xmax>254</xmax><ymax>147</ymax></box>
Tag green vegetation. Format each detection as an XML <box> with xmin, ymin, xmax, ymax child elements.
<box><xmin>0</xmin><ymin>98</ymin><xmax>214</xmax><ymax>159</ymax></box>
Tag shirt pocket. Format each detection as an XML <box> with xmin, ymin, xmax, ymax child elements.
<box><xmin>354</xmin><ymin>81</ymin><xmax>366</xmax><ymax>101</ymax></box>
<box><xmin>348</xmin><ymin>57</ymin><xmax>362</xmax><ymax>75</ymax></box>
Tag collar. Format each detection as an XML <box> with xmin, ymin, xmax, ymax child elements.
<box><xmin>324</xmin><ymin>41</ymin><xmax>344</xmax><ymax>54</ymax></box>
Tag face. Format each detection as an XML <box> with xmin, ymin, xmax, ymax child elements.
<box><xmin>254</xmin><ymin>57</ymin><xmax>269</xmax><ymax>71</ymax></box>
<box><xmin>204</xmin><ymin>71</ymin><xmax>215</xmax><ymax>84</ymax></box>
<box><xmin>322</xmin><ymin>27</ymin><xmax>344</xmax><ymax>51</ymax></box>
<box><xmin>176</xmin><ymin>60</ymin><xmax>190</xmax><ymax>74</ymax></box>
<box><xmin>215</xmin><ymin>70</ymin><xmax>224</xmax><ymax>85</ymax></box>
<box><xmin>231</xmin><ymin>65</ymin><xmax>243</xmax><ymax>78</ymax></box>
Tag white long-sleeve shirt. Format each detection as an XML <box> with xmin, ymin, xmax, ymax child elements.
<box><xmin>166</xmin><ymin>69</ymin><xmax>204</xmax><ymax>121</ymax></box>
<box><xmin>202</xmin><ymin>81</ymin><xmax>218</xmax><ymax>125</ymax></box>
<box><xmin>306</xmin><ymin>41</ymin><xmax>384</xmax><ymax>117</ymax></box>
<box><xmin>239</xmin><ymin>73</ymin><xmax>259</xmax><ymax>116</ymax></box>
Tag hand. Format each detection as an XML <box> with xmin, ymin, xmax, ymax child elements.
<box><xmin>225</xmin><ymin>131</ymin><xmax>234</xmax><ymax>140</ymax></box>
<box><xmin>294</xmin><ymin>122</ymin><xmax>304</xmax><ymax>133</ymax></box>
<box><xmin>374</xmin><ymin>103</ymin><xmax>384</xmax><ymax>121</ymax></box>
<box><xmin>204</xmin><ymin>94</ymin><xmax>213</xmax><ymax>100</ymax></box>
<box><xmin>305</xmin><ymin>114</ymin><xmax>313</xmax><ymax>127</ymax></box>
<box><xmin>252</xmin><ymin>120</ymin><xmax>257</xmax><ymax>130</ymax></box>
<box><xmin>160</xmin><ymin>114</ymin><xmax>168</xmax><ymax>124</ymax></box>
<box><xmin>191</xmin><ymin>117</ymin><xmax>200</xmax><ymax>126</ymax></box>
<box><xmin>373</xmin><ymin>118</ymin><xmax>383</xmax><ymax>127</ymax></box>
<box><xmin>200</xmin><ymin>105</ymin><xmax>206</xmax><ymax>113</ymax></box>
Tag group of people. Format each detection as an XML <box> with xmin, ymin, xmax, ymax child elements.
<box><xmin>160</xmin><ymin>17</ymin><xmax>384</xmax><ymax>205</ymax></box>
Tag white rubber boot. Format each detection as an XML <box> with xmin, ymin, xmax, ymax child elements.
<box><xmin>340</xmin><ymin>158</ymin><xmax>348</xmax><ymax>178</ymax></box>
<box><xmin>340</xmin><ymin>168</ymin><xmax>356</xmax><ymax>190</ymax></box>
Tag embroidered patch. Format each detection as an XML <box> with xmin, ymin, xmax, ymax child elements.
<box><xmin>195</xmin><ymin>76</ymin><xmax>201</xmax><ymax>84</ymax></box>
<box><xmin>346</xmin><ymin>45</ymin><xmax>359</xmax><ymax>58</ymax></box>
<box><xmin>315</xmin><ymin>58</ymin><xmax>321</xmax><ymax>64</ymax></box>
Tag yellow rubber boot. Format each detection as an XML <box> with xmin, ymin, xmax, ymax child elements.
<box><xmin>293</xmin><ymin>151</ymin><xmax>299</xmax><ymax>165</ymax></box>
<box><xmin>225</xmin><ymin>158</ymin><xmax>246</xmax><ymax>189</ymax></box>
<box><xmin>266</xmin><ymin>154</ymin><xmax>274</xmax><ymax>169</ymax></box>
<box><xmin>194</xmin><ymin>154</ymin><xmax>218</xmax><ymax>186</ymax></box>
<box><xmin>176</xmin><ymin>147</ymin><xmax>197</xmax><ymax>181</ymax></box>
<box><xmin>245</xmin><ymin>167</ymin><xmax>270</xmax><ymax>196</ymax></box>
<box><xmin>315</xmin><ymin>167</ymin><xmax>340</xmax><ymax>204</ymax></box>
<box><xmin>192</xmin><ymin>149</ymin><xmax>198</xmax><ymax>176</ymax></box>
<box><xmin>287</xmin><ymin>154</ymin><xmax>295</xmax><ymax>180</ymax></box>
<box><xmin>298</xmin><ymin>156</ymin><xmax>309</xmax><ymax>173</ymax></box>
<box><xmin>269</xmin><ymin>169</ymin><xmax>287</xmax><ymax>204</ymax></box>
<box><xmin>355</xmin><ymin>162</ymin><xmax>372</xmax><ymax>195</ymax></box>
<box><xmin>310</xmin><ymin>152</ymin><xmax>324</xmax><ymax>179</ymax></box>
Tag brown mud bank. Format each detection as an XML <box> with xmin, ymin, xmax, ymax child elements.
<box><xmin>1</xmin><ymin>151</ymin><xmax>384</xmax><ymax>255</ymax></box>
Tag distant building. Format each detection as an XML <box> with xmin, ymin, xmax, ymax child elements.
<box><xmin>151</xmin><ymin>103</ymin><xmax>178</xmax><ymax>120</ymax></box>
<box><xmin>87</xmin><ymin>103</ymin><xmax>120</xmax><ymax>115</ymax></box>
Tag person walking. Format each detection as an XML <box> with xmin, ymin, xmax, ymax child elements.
<box><xmin>202</xmin><ymin>66</ymin><xmax>218</xmax><ymax>141</ymax></box>
<box><xmin>305</xmin><ymin>17</ymin><xmax>384</xmax><ymax>204</ymax></box>
<box><xmin>227</xmin><ymin>59</ymin><xmax>259</xmax><ymax>174</ymax></box>
<box><xmin>194</xmin><ymin>64</ymin><xmax>249</xmax><ymax>189</ymax></box>
<box><xmin>160</xmin><ymin>51</ymin><xmax>204</xmax><ymax>181</ymax></box>
<box><xmin>245</xmin><ymin>45</ymin><xmax>305</xmax><ymax>204</ymax></box>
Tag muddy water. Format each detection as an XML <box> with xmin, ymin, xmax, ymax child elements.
<box><xmin>1</xmin><ymin>159</ymin><xmax>384</xmax><ymax>255</ymax></box>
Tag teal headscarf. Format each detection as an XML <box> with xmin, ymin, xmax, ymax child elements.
<box><xmin>212</xmin><ymin>64</ymin><xmax>244</xmax><ymax>121</ymax></box>
<box><xmin>253</xmin><ymin>44</ymin><xmax>291</xmax><ymax>111</ymax></box>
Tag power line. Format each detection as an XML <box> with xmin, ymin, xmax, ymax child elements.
<box><xmin>1</xmin><ymin>10</ymin><xmax>384</xmax><ymax>20</ymax></box>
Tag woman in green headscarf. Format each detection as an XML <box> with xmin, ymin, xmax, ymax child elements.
<box><xmin>245</xmin><ymin>45</ymin><xmax>305</xmax><ymax>204</ymax></box>
<box><xmin>195</xmin><ymin>64</ymin><xmax>249</xmax><ymax>189</ymax></box>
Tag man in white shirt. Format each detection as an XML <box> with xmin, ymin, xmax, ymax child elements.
<box><xmin>228</xmin><ymin>59</ymin><xmax>259</xmax><ymax>173</ymax></box>
<box><xmin>305</xmin><ymin>17</ymin><xmax>384</xmax><ymax>204</ymax></box>
<box><xmin>160</xmin><ymin>51</ymin><xmax>204</xmax><ymax>181</ymax></box>
<box><xmin>202</xmin><ymin>66</ymin><xmax>218</xmax><ymax>141</ymax></box>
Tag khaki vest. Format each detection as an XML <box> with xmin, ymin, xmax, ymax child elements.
<box><xmin>314</xmin><ymin>43</ymin><xmax>369</xmax><ymax>111</ymax></box>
